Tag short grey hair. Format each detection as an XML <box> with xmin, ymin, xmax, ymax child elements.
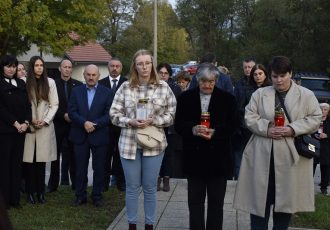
<box><xmin>195</xmin><ymin>63</ymin><xmax>220</xmax><ymax>82</ymax></box>
<box><xmin>320</xmin><ymin>103</ymin><xmax>330</xmax><ymax>109</ymax></box>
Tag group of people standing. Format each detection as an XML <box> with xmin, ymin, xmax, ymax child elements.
<box><xmin>0</xmin><ymin>50</ymin><xmax>327</xmax><ymax>230</ymax></box>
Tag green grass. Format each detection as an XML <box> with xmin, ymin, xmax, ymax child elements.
<box><xmin>291</xmin><ymin>194</ymin><xmax>330</xmax><ymax>229</ymax></box>
<box><xmin>8</xmin><ymin>186</ymin><xmax>125</xmax><ymax>230</ymax></box>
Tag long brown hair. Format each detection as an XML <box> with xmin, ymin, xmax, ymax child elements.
<box><xmin>249</xmin><ymin>64</ymin><xmax>271</xmax><ymax>88</ymax></box>
<box><xmin>129</xmin><ymin>49</ymin><xmax>159</xmax><ymax>87</ymax></box>
<box><xmin>26</xmin><ymin>56</ymin><xmax>50</xmax><ymax>101</ymax></box>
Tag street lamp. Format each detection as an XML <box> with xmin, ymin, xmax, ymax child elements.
<box><xmin>153</xmin><ymin>0</ymin><xmax>157</xmax><ymax>66</ymax></box>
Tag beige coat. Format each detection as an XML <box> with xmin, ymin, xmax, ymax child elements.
<box><xmin>233</xmin><ymin>81</ymin><xmax>322</xmax><ymax>217</ymax></box>
<box><xmin>23</xmin><ymin>78</ymin><xmax>59</xmax><ymax>163</ymax></box>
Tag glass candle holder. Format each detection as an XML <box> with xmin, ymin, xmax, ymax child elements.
<box><xmin>274</xmin><ymin>109</ymin><xmax>285</xmax><ymax>127</ymax></box>
<box><xmin>200</xmin><ymin>112</ymin><xmax>210</xmax><ymax>128</ymax></box>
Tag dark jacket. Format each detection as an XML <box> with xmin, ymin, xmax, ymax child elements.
<box><xmin>0</xmin><ymin>77</ymin><xmax>31</xmax><ymax>134</ymax></box>
<box><xmin>99</xmin><ymin>75</ymin><xmax>127</xmax><ymax>137</ymax></box>
<box><xmin>54</xmin><ymin>77</ymin><xmax>82</xmax><ymax>126</ymax></box>
<box><xmin>319</xmin><ymin>117</ymin><xmax>330</xmax><ymax>165</ymax></box>
<box><xmin>174</xmin><ymin>87</ymin><xmax>239</xmax><ymax>178</ymax></box>
<box><xmin>68</xmin><ymin>84</ymin><xmax>112</xmax><ymax>146</ymax></box>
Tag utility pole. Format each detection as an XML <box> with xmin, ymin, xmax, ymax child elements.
<box><xmin>153</xmin><ymin>0</ymin><xmax>157</xmax><ymax>66</ymax></box>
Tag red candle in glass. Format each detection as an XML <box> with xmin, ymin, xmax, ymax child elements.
<box><xmin>274</xmin><ymin>109</ymin><xmax>285</xmax><ymax>127</ymax></box>
<box><xmin>200</xmin><ymin>112</ymin><xmax>210</xmax><ymax>128</ymax></box>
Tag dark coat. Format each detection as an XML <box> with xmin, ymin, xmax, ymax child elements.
<box><xmin>319</xmin><ymin>117</ymin><xmax>330</xmax><ymax>165</ymax></box>
<box><xmin>54</xmin><ymin>77</ymin><xmax>82</xmax><ymax>130</ymax></box>
<box><xmin>174</xmin><ymin>87</ymin><xmax>239</xmax><ymax>178</ymax></box>
<box><xmin>99</xmin><ymin>75</ymin><xmax>127</xmax><ymax>137</ymax></box>
<box><xmin>68</xmin><ymin>84</ymin><xmax>112</xmax><ymax>146</ymax></box>
<box><xmin>0</xmin><ymin>77</ymin><xmax>31</xmax><ymax>134</ymax></box>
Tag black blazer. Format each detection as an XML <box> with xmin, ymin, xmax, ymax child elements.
<box><xmin>54</xmin><ymin>77</ymin><xmax>82</xmax><ymax>126</ymax></box>
<box><xmin>174</xmin><ymin>87</ymin><xmax>239</xmax><ymax>178</ymax></box>
<box><xmin>98</xmin><ymin>75</ymin><xmax>127</xmax><ymax>92</ymax></box>
<box><xmin>68</xmin><ymin>84</ymin><xmax>112</xmax><ymax>146</ymax></box>
<box><xmin>99</xmin><ymin>75</ymin><xmax>127</xmax><ymax>136</ymax></box>
<box><xmin>0</xmin><ymin>77</ymin><xmax>31</xmax><ymax>134</ymax></box>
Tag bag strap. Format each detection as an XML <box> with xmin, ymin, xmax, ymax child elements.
<box><xmin>275</xmin><ymin>91</ymin><xmax>292</xmax><ymax>123</ymax></box>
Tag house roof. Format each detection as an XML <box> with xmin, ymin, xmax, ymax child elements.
<box><xmin>65</xmin><ymin>42</ymin><xmax>112</xmax><ymax>63</ymax></box>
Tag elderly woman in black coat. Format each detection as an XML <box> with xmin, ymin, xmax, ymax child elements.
<box><xmin>174</xmin><ymin>63</ymin><xmax>239</xmax><ymax>230</ymax></box>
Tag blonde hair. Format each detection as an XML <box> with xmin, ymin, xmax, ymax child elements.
<box><xmin>129</xmin><ymin>49</ymin><xmax>160</xmax><ymax>87</ymax></box>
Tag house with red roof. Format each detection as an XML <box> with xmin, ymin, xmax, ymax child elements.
<box><xmin>64</xmin><ymin>42</ymin><xmax>112</xmax><ymax>82</ymax></box>
<box><xmin>17</xmin><ymin>42</ymin><xmax>112</xmax><ymax>82</ymax></box>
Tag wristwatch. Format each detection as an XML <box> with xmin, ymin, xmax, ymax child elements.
<box><xmin>24</xmin><ymin>121</ymin><xmax>30</xmax><ymax>127</ymax></box>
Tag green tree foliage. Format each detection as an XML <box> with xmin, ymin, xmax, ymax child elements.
<box><xmin>101</xmin><ymin>0</ymin><xmax>192</xmax><ymax>73</ymax></box>
<box><xmin>176</xmin><ymin>0</ymin><xmax>236</xmax><ymax>63</ymax></box>
<box><xmin>176</xmin><ymin>0</ymin><xmax>330</xmax><ymax>73</ymax></box>
<box><xmin>237</xmin><ymin>0</ymin><xmax>330</xmax><ymax>72</ymax></box>
<box><xmin>0</xmin><ymin>0</ymin><xmax>109</xmax><ymax>56</ymax></box>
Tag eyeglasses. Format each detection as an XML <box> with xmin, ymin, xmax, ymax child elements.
<box><xmin>136</xmin><ymin>61</ymin><xmax>152</xmax><ymax>68</ymax></box>
<box><xmin>158</xmin><ymin>71</ymin><xmax>169</xmax><ymax>75</ymax></box>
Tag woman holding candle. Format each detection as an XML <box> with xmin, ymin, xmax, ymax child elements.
<box><xmin>233</xmin><ymin>56</ymin><xmax>322</xmax><ymax>229</ymax></box>
<box><xmin>174</xmin><ymin>63</ymin><xmax>239</xmax><ymax>230</ymax></box>
<box><xmin>110</xmin><ymin>50</ymin><xmax>176</xmax><ymax>230</ymax></box>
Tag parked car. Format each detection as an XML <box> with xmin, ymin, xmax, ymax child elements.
<box><xmin>183</xmin><ymin>64</ymin><xmax>198</xmax><ymax>75</ymax></box>
<box><xmin>170</xmin><ymin>64</ymin><xmax>183</xmax><ymax>77</ymax></box>
<box><xmin>294</xmin><ymin>72</ymin><xmax>330</xmax><ymax>103</ymax></box>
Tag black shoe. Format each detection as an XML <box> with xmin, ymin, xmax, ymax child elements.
<box><xmin>93</xmin><ymin>199</ymin><xmax>103</xmax><ymax>207</ymax></box>
<box><xmin>11</xmin><ymin>203</ymin><xmax>22</xmax><ymax>209</ymax></box>
<box><xmin>37</xmin><ymin>193</ymin><xmax>46</xmax><ymax>204</ymax></box>
<box><xmin>60</xmin><ymin>181</ymin><xmax>69</xmax><ymax>186</ymax></box>
<box><xmin>27</xmin><ymin>194</ymin><xmax>36</xmax><ymax>204</ymax></box>
<box><xmin>321</xmin><ymin>189</ymin><xmax>328</xmax><ymax>195</ymax></box>
<box><xmin>72</xmin><ymin>198</ymin><xmax>87</xmax><ymax>206</ymax></box>
<box><xmin>117</xmin><ymin>183</ymin><xmax>126</xmax><ymax>192</ymax></box>
<box><xmin>103</xmin><ymin>184</ymin><xmax>109</xmax><ymax>192</ymax></box>
<box><xmin>47</xmin><ymin>187</ymin><xmax>57</xmax><ymax>193</ymax></box>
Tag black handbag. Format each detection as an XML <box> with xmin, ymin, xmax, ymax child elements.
<box><xmin>275</xmin><ymin>91</ymin><xmax>320</xmax><ymax>159</ymax></box>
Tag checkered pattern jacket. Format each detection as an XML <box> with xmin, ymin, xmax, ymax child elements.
<box><xmin>110</xmin><ymin>80</ymin><xmax>177</xmax><ymax>159</ymax></box>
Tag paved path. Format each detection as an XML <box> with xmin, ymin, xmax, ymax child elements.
<box><xmin>45</xmin><ymin>161</ymin><xmax>324</xmax><ymax>230</ymax></box>
<box><xmin>108</xmin><ymin>169</ymin><xmax>323</xmax><ymax>230</ymax></box>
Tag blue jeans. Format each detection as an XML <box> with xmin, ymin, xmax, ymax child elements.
<box><xmin>121</xmin><ymin>149</ymin><xmax>164</xmax><ymax>225</ymax></box>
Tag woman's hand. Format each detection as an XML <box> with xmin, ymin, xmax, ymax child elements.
<box><xmin>32</xmin><ymin>120</ymin><xmax>46</xmax><ymax>129</ymax></box>
<box><xmin>319</xmin><ymin>132</ymin><xmax>328</xmax><ymax>139</ymax></box>
<box><xmin>129</xmin><ymin>118</ymin><xmax>153</xmax><ymax>129</ymax></box>
<box><xmin>267</xmin><ymin>126</ymin><xmax>294</xmax><ymax>139</ymax></box>
<box><xmin>193</xmin><ymin>125</ymin><xmax>214</xmax><ymax>140</ymax></box>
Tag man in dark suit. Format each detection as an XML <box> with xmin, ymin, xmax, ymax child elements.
<box><xmin>99</xmin><ymin>57</ymin><xmax>127</xmax><ymax>192</ymax></box>
<box><xmin>68</xmin><ymin>64</ymin><xmax>112</xmax><ymax>207</ymax></box>
<box><xmin>47</xmin><ymin>59</ymin><xmax>81</xmax><ymax>193</ymax></box>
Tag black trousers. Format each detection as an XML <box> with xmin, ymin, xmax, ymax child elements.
<box><xmin>104</xmin><ymin>131</ymin><xmax>125</xmax><ymax>186</ymax></box>
<box><xmin>0</xmin><ymin>134</ymin><xmax>25</xmax><ymax>207</ymax></box>
<box><xmin>320</xmin><ymin>164</ymin><xmax>330</xmax><ymax>191</ymax></box>
<box><xmin>24</xmin><ymin>145</ymin><xmax>46</xmax><ymax>195</ymax></box>
<box><xmin>48</xmin><ymin>126</ymin><xmax>75</xmax><ymax>190</ymax></box>
<box><xmin>159</xmin><ymin>134</ymin><xmax>177</xmax><ymax>177</ymax></box>
<box><xmin>250</xmin><ymin>151</ymin><xmax>292</xmax><ymax>230</ymax></box>
<box><xmin>187</xmin><ymin>177</ymin><xmax>227</xmax><ymax>230</ymax></box>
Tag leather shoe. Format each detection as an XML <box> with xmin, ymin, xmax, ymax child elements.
<box><xmin>117</xmin><ymin>182</ymin><xmax>126</xmax><ymax>192</ymax></box>
<box><xmin>93</xmin><ymin>199</ymin><xmax>103</xmax><ymax>207</ymax></box>
<box><xmin>27</xmin><ymin>194</ymin><xmax>36</xmax><ymax>204</ymax></box>
<box><xmin>72</xmin><ymin>198</ymin><xmax>87</xmax><ymax>206</ymax></box>
<box><xmin>37</xmin><ymin>193</ymin><xmax>46</xmax><ymax>204</ymax></box>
